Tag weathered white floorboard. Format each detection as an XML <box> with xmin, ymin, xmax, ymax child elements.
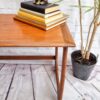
<box><xmin>0</xmin><ymin>64</ymin><xmax>16</xmax><ymax>100</ymax></box>
<box><xmin>44</xmin><ymin>65</ymin><xmax>83</xmax><ymax>100</ymax></box>
<box><xmin>0</xmin><ymin>64</ymin><xmax>4</xmax><ymax>70</ymax></box>
<box><xmin>31</xmin><ymin>65</ymin><xmax>57</xmax><ymax>100</ymax></box>
<box><xmin>89</xmin><ymin>66</ymin><xmax>100</xmax><ymax>92</ymax></box>
<box><xmin>7</xmin><ymin>64</ymin><xmax>34</xmax><ymax>100</ymax></box>
<box><xmin>66</xmin><ymin>66</ymin><xmax>100</xmax><ymax>100</ymax></box>
<box><xmin>0</xmin><ymin>64</ymin><xmax>100</xmax><ymax>100</ymax></box>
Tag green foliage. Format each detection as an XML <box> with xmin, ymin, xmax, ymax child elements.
<box><xmin>85</xmin><ymin>7</ymin><xmax>94</xmax><ymax>13</ymax></box>
<box><xmin>71</xmin><ymin>0</ymin><xmax>100</xmax><ymax>13</ymax></box>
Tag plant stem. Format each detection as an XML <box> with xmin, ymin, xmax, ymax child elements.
<box><xmin>85</xmin><ymin>11</ymin><xmax>100</xmax><ymax>59</ymax></box>
<box><xmin>97</xmin><ymin>22</ymin><xmax>100</xmax><ymax>26</ymax></box>
<box><xmin>84</xmin><ymin>0</ymin><xmax>98</xmax><ymax>59</ymax></box>
<box><xmin>78</xmin><ymin>0</ymin><xmax>84</xmax><ymax>58</ymax></box>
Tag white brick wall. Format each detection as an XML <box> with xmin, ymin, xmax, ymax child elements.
<box><xmin>0</xmin><ymin>0</ymin><xmax>100</xmax><ymax>65</ymax></box>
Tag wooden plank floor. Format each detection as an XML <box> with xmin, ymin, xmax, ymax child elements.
<box><xmin>0</xmin><ymin>64</ymin><xmax>100</xmax><ymax>100</ymax></box>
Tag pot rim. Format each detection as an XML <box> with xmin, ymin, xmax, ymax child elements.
<box><xmin>71</xmin><ymin>50</ymin><xmax>97</xmax><ymax>65</ymax></box>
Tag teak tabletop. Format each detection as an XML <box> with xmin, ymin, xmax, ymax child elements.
<box><xmin>0</xmin><ymin>14</ymin><xmax>75</xmax><ymax>47</ymax></box>
<box><xmin>0</xmin><ymin>14</ymin><xmax>75</xmax><ymax>100</ymax></box>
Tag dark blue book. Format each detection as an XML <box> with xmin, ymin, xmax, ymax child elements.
<box><xmin>21</xmin><ymin>1</ymin><xmax>59</xmax><ymax>14</ymax></box>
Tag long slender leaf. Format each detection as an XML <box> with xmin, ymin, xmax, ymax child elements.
<box><xmin>85</xmin><ymin>7</ymin><xmax>94</xmax><ymax>13</ymax></box>
<box><xmin>70</xmin><ymin>5</ymin><xmax>94</xmax><ymax>8</ymax></box>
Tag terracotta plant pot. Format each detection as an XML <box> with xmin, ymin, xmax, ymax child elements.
<box><xmin>71</xmin><ymin>50</ymin><xmax>97</xmax><ymax>80</ymax></box>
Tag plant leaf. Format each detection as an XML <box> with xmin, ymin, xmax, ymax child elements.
<box><xmin>70</xmin><ymin>5</ymin><xmax>94</xmax><ymax>8</ymax></box>
<box><xmin>85</xmin><ymin>7</ymin><xmax>94</xmax><ymax>13</ymax></box>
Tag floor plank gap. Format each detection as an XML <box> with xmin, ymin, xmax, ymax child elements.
<box><xmin>43</xmin><ymin>65</ymin><xmax>57</xmax><ymax>93</ymax></box>
<box><xmin>91</xmin><ymin>83</ymin><xmax>100</xmax><ymax>93</ymax></box>
<box><xmin>0</xmin><ymin>64</ymin><xmax>5</xmax><ymax>71</ymax></box>
<box><xmin>0</xmin><ymin>64</ymin><xmax>100</xmax><ymax>100</ymax></box>
<box><xmin>30</xmin><ymin>65</ymin><xmax>36</xmax><ymax>100</ymax></box>
<box><xmin>66</xmin><ymin>78</ymin><xmax>83</xmax><ymax>96</ymax></box>
<box><xmin>31</xmin><ymin>65</ymin><xmax>57</xmax><ymax>100</ymax></box>
<box><xmin>5</xmin><ymin>65</ymin><xmax>17</xmax><ymax>100</ymax></box>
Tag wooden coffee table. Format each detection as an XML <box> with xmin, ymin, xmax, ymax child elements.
<box><xmin>0</xmin><ymin>14</ymin><xmax>75</xmax><ymax>100</ymax></box>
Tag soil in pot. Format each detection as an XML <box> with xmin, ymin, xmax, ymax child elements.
<box><xmin>71</xmin><ymin>50</ymin><xmax>97</xmax><ymax>80</ymax></box>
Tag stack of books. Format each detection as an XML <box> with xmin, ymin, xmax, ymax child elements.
<box><xmin>14</xmin><ymin>1</ymin><xmax>67</xmax><ymax>30</ymax></box>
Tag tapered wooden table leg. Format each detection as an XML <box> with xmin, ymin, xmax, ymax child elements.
<box><xmin>58</xmin><ymin>47</ymin><xmax>68</xmax><ymax>100</ymax></box>
<box><xmin>55</xmin><ymin>47</ymin><xmax>59</xmax><ymax>95</ymax></box>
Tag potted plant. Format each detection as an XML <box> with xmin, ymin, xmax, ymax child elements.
<box><xmin>71</xmin><ymin>0</ymin><xmax>100</xmax><ymax>80</ymax></box>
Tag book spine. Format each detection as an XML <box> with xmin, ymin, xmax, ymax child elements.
<box><xmin>14</xmin><ymin>16</ymin><xmax>66</xmax><ymax>30</ymax></box>
<box><xmin>14</xmin><ymin>16</ymin><xmax>46</xmax><ymax>30</ymax></box>
<box><xmin>18</xmin><ymin>10</ymin><xmax>45</xmax><ymax>23</ymax></box>
<box><xmin>20</xmin><ymin>8</ymin><xmax>45</xmax><ymax>18</ymax></box>
<box><xmin>21</xmin><ymin>3</ymin><xmax>45</xmax><ymax>14</ymax></box>
<box><xmin>16</xmin><ymin>15</ymin><xmax>46</xmax><ymax>26</ymax></box>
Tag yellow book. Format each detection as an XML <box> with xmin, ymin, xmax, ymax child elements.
<box><xmin>14</xmin><ymin>15</ymin><xmax>66</xmax><ymax>30</ymax></box>
<box><xmin>14</xmin><ymin>16</ymin><xmax>45</xmax><ymax>29</ymax></box>
<box><xmin>18</xmin><ymin>10</ymin><xmax>63</xmax><ymax>24</ymax></box>
<box><xmin>16</xmin><ymin>14</ymin><xmax>67</xmax><ymax>26</ymax></box>
<box><xmin>16</xmin><ymin>15</ymin><xmax>46</xmax><ymax>26</ymax></box>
